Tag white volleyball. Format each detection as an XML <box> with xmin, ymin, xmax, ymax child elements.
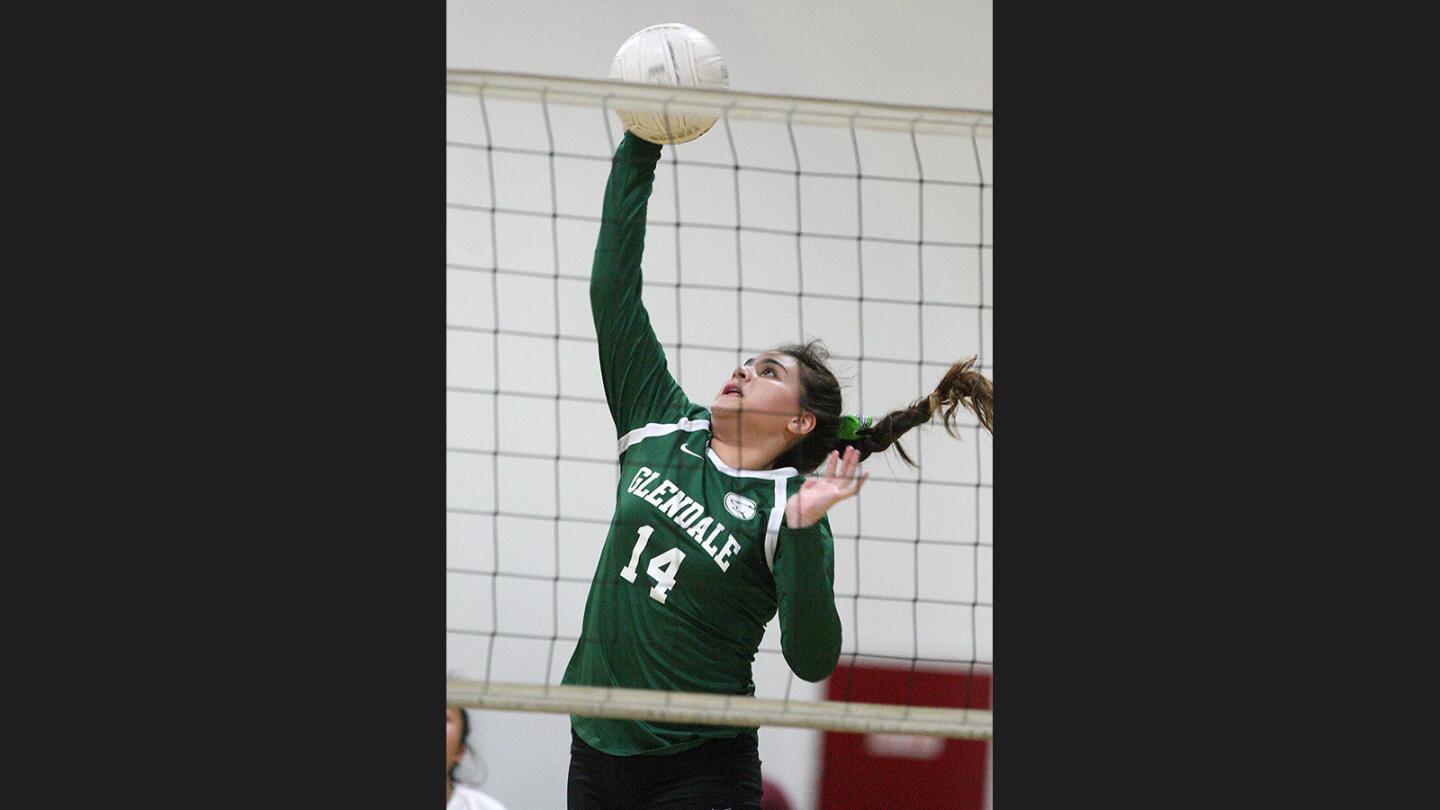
<box><xmin>609</xmin><ymin>23</ymin><xmax>729</xmax><ymax>144</ymax></box>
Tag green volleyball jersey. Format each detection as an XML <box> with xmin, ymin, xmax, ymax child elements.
<box><xmin>561</xmin><ymin>133</ymin><xmax>842</xmax><ymax>757</ymax></box>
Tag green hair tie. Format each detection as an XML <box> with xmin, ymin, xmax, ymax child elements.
<box><xmin>836</xmin><ymin>414</ymin><xmax>873</xmax><ymax>441</ymax></box>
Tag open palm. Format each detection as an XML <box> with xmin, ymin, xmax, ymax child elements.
<box><xmin>785</xmin><ymin>446</ymin><xmax>870</xmax><ymax>529</ymax></box>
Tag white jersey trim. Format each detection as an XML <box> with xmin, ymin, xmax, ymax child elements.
<box><xmin>705</xmin><ymin>448</ymin><xmax>799</xmax><ymax>480</ymax></box>
<box><xmin>616</xmin><ymin>417</ymin><xmax>710</xmax><ymax>455</ymax></box>
<box><xmin>764</xmin><ymin>477</ymin><xmax>788</xmax><ymax>572</ymax></box>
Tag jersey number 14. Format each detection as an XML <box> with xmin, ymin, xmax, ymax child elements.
<box><xmin>618</xmin><ymin>525</ymin><xmax>685</xmax><ymax>604</ymax></box>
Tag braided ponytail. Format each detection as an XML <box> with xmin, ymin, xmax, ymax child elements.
<box><xmin>769</xmin><ymin>342</ymin><xmax>992</xmax><ymax>473</ymax></box>
<box><xmin>848</xmin><ymin>356</ymin><xmax>993</xmax><ymax>466</ymax></box>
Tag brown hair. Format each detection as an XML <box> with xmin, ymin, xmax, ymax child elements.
<box><xmin>771</xmin><ymin>341</ymin><xmax>993</xmax><ymax>473</ymax></box>
<box><xmin>448</xmin><ymin>705</ymin><xmax>471</xmax><ymax>784</ymax></box>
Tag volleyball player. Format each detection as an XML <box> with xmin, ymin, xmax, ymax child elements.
<box><xmin>562</xmin><ymin>132</ymin><xmax>994</xmax><ymax>809</ymax></box>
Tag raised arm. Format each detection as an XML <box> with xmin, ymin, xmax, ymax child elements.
<box><xmin>591</xmin><ymin>132</ymin><xmax>689</xmax><ymax>436</ymax></box>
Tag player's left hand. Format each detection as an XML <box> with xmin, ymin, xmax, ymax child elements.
<box><xmin>785</xmin><ymin>446</ymin><xmax>870</xmax><ymax>529</ymax></box>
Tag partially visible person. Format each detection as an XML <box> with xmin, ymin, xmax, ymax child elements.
<box><xmin>447</xmin><ymin>704</ymin><xmax>507</xmax><ymax>810</ymax></box>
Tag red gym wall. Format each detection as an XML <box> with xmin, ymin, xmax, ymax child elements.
<box><xmin>817</xmin><ymin>664</ymin><xmax>991</xmax><ymax>810</ymax></box>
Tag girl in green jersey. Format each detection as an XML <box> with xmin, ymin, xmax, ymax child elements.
<box><xmin>565</xmin><ymin>132</ymin><xmax>993</xmax><ymax>810</ymax></box>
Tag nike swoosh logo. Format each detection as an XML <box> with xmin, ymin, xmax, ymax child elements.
<box><xmin>679</xmin><ymin>443</ymin><xmax>703</xmax><ymax>459</ymax></box>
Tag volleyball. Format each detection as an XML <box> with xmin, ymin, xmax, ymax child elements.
<box><xmin>609</xmin><ymin>23</ymin><xmax>729</xmax><ymax>144</ymax></box>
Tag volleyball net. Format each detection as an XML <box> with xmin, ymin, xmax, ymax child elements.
<box><xmin>446</xmin><ymin>70</ymin><xmax>992</xmax><ymax>739</ymax></box>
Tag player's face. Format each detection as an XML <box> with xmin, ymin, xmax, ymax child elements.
<box><xmin>446</xmin><ymin>706</ymin><xmax>464</xmax><ymax>774</ymax></box>
<box><xmin>711</xmin><ymin>352</ymin><xmax>808</xmax><ymax>434</ymax></box>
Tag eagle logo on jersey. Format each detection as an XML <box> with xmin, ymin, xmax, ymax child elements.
<box><xmin>724</xmin><ymin>492</ymin><xmax>757</xmax><ymax>521</ymax></box>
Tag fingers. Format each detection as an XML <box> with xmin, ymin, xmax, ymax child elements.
<box><xmin>851</xmin><ymin>469</ymin><xmax>870</xmax><ymax>495</ymax></box>
<box><xmin>826</xmin><ymin>447</ymin><xmax>865</xmax><ymax>498</ymax></box>
<box><xmin>791</xmin><ymin>449</ymin><xmax>868</xmax><ymax>528</ymax></box>
<box><xmin>834</xmin><ymin>445</ymin><xmax>860</xmax><ymax>482</ymax></box>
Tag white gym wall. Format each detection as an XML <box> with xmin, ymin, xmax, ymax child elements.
<box><xmin>448</xmin><ymin>3</ymin><xmax>992</xmax><ymax>808</ymax></box>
